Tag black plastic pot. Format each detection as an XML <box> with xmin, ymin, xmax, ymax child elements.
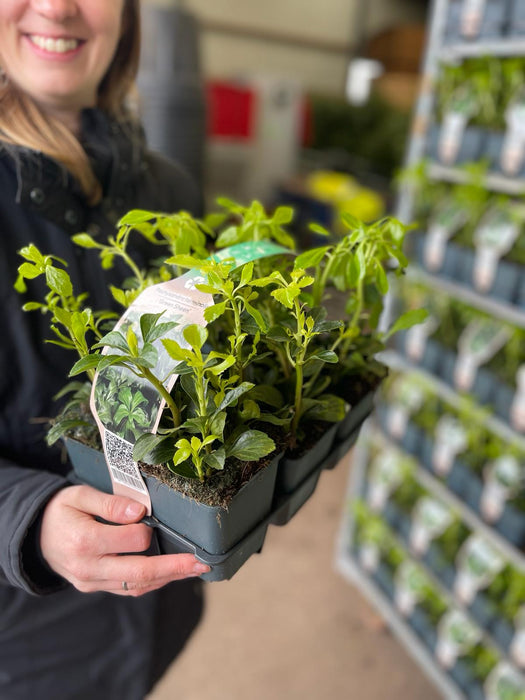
<box><xmin>423</xmin><ymin>542</ymin><xmax>456</xmax><ymax>590</ymax></box>
<box><xmin>372</xmin><ymin>560</ymin><xmax>395</xmax><ymax>600</ymax></box>
<box><xmin>450</xmin><ymin>658</ymin><xmax>477</xmax><ymax>696</ymax></box>
<box><xmin>461</xmin><ymin>467</ymin><xmax>484</xmax><ymax>512</ymax></box>
<box><xmin>408</xmin><ymin>607</ymin><xmax>438</xmax><ymax>651</ymax></box>
<box><xmin>336</xmin><ymin>391</ymin><xmax>375</xmax><ymax>441</ymax></box>
<box><xmin>276</xmin><ymin>422</ymin><xmax>338</xmax><ymax>495</ymax></box>
<box><xmin>413</xmin><ymin>231</ymin><xmax>458</xmax><ymax>280</ymax></box>
<box><xmin>66</xmin><ymin>437</ymin><xmax>280</xmax><ymax>555</ymax></box>
<box><xmin>494</xmin><ymin>501</ymin><xmax>525</xmax><ymax>546</ymax></box>
<box><xmin>469</xmin><ymin>590</ymin><xmax>499</xmax><ymax>629</ymax></box>
<box><xmin>445</xmin><ymin>459</ymin><xmax>471</xmax><ymax>499</ymax></box>
<box><xmin>453</xmin><ymin>244</ymin><xmax>521</xmax><ymax>305</ymax></box>
<box><xmin>509</xmin><ymin>0</ymin><xmax>525</xmax><ymax>35</ymax></box>
<box><xmin>494</xmin><ymin>380</ymin><xmax>515</xmax><ymax>424</ymax></box>
<box><xmin>444</xmin><ymin>0</ymin><xmax>507</xmax><ymax>40</ymax></box>
<box><xmin>490</xmin><ymin>615</ymin><xmax>515</xmax><ymax>652</ymax></box>
<box><xmin>427</xmin><ymin>124</ymin><xmax>486</xmax><ymax>166</ymax></box>
<box><xmin>485</xmin><ymin>130</ymin><xmax>505</xmax><ymax>173</ymax></box>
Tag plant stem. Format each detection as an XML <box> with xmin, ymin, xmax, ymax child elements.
<box><xmin>141</xmin><ymin>367</ymin><xmax>181</xmax><ymax>427</ymax></box>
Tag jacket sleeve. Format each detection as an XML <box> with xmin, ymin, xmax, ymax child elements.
<box><xmin>0</xmin><ymin>460</ymin><xmax>69</xmax><ymax>595</ymax></box>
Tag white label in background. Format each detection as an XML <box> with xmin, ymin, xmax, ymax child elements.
<box><xmin>510</xmin><ymin>606</ymin><xmax>525</xmax><ymax>669</ymax></box>
<box><xmin>394</xmin><ymin>561</ymin><xmax>427</xmax><ymax>617</ymax></box>
<box><xmin>460</xmin><ymin>0</ymin><xmax>486</xmax><ymax>37</ymax></box>
<box><xmin>439</xmin><ymin>111</ymin><xmax>469</xmax><ymax>164</ymax></box>
<box><xmin>425</xmin><ymin>204</ymin><xmax>468</xmax><ymax>271</ymax></box>
<box><xmin>368</xmin><ymin>452</ymin><xmax>405</xmax><ymax>511</ymax></box>
<box><xmin>480</xmin><ymin>455</ymin><xmax>522</xmax><ymax>523</ymax></box>
<box><xmin>405</xmin><ymin>315</ymin><xmax>439</xmax><ymax>362</ymax></box>
<box><xmin>432</xmin><ymin>415</ymin><xmax>468</xmax><ymax>476</ymax></box>
<box><xmin>386</xmin><ymin>378</ymin><xmax>425</xmax><ymax>438</ymax></box>
<box><xmin>359</xmin><ymin>543</ymin><xmax>380</xmax><ymax>572</ymax></box>
<box><xmin>511</xmin><ymin>365</ymin><xmax>525</xmax><ymax>433</ymax></box>
<box><xmin>436</xmin><ymin>609</ymin><xmax>481</xmax><ymax>669</ymax></box>
<box><xmin>409</xmin><ymin>497</ymin><xmax>453</xmax><ymax>555</ymax></box>
<box><xmin>473</xmin><ymin>209</ymin><xmax>519</xmax><ymax>292</ymax></box>
<box><xmin>454</xmin><ymin>535</ymin><xmax>504</xmax><ymax>606</ymax></box>
<box><xmin>501</xmin><ymin>101</ymin><xmax>525</xmax><ymax>175</ymax></box>
<box><xmin>454</xmin><ymin>320</ymin><xmax>511</xmax><ymax>392</ymax></box>
<box><xmin>485</xmin><ymin>662</ymin><xmax>525</xmax><ymax>699</ymax></box>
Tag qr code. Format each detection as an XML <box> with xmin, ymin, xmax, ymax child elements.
<box><xmin>105</xmin><ymin>431</ymin><xmax>148</xmax><ymax>494</ymax></box>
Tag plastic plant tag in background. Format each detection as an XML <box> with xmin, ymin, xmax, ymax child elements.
<box><xmin>460</xmin><ymin>0</ymin><xmax>487</xmax><ymax>37</ymax></box>
<box><xmin>453</xmin><ymin>534</ymin><xmax>504</xmax><ymax>605</ymax></box>
<box><xmin>424</xmin><ymin>202</ymin><xmax>468</xmax><ymax>272</ymax></box>
<box><xmin>386</xmin><ymin>376</ymin><xmax>425</xmax><ymax>438</ymax></box>
<box><xmin>484</xmin><ymin>661</ymin><xmax>525</xmax><ymax>700</ymax></box>
<box><xmin>435</xmin><ymin>609</ymin><xmax>481</xmax><ymax>668</ymax></box>
<box><xmin>510</xmin><ymin>606</ymin><xmax>525</xmax><ymax>669</ymax></box>
<box><xmin>394</xmin><ymin>561</ymin><xmax>428</xmax><ymax>617</ymax></box>
<box><xmin>501</xmin><ymin>98</ymin><xmax>525</xmax><ymax>175</ymax></box>
<box><xmin>90</xmin><ymin>241</ymin><xmax>289</xmax><ymax>511</ymax></box>
<box><xmin>472</xmin><ymin>209</ymin><xmax>519</xmax><ymax>292</ymax></box>
<box><xmin>367</xmin><ymin>451</ymin><xmax>406</xmax><ymax>511</ymax></box>
<box><xmin>405</xmin><ymin>314</ymin><xmax>439</xmax><ymax>362</ymax></box>
<box><xmin>454</xmin><ymin>320</ymin><xmax>510</xmax><ymax>392</ymax></box>
<box><xmin>409</xmin><ymin>496</ymin><xmax>454</xmax><ymax>555</ymax></box>
<box><xmin>432</xmin><ymin>415</ymin><xmax>468</xmax><ymax>476</ymax></box>
<box><xmin>439</xmin><ymin>89</ymin><xmax>476</xmax><ymax>164</ymax></box>
<box><xmin>480</xmin><ymin>455</ymin><xmax>523</xmax><ymax>523</ymax></box>
<box><xmin>510</xmin><ymin>365</ymin><xmax>525</xmax><ymax>432</ymax></box>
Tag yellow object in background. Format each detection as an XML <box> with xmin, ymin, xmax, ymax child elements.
<box><xmin>306</xmin><ymin>170</ymin><xmax>384</xmax><ymax>223</ymax></box>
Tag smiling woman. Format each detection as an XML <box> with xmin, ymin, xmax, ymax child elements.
<box><xmin>0</xmin><ymin>1</ymin><xmax>206</xmax><ymax>699</ymax></box>
<box><xmin>0</xmin><ymin>0</ymin><xmax>138</xmax><ymax>203</ymax></box>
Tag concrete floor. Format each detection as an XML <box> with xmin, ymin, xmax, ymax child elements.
<box><xmin>148</xmin><ymin>451</ymin><xmax>442</xmax><ymax>700</ymax></box>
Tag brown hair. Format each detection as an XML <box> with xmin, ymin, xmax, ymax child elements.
<box><xmin>0</xmin><ymin>0</ymin><xmax>141</xmax><ymax>206</ymax></box>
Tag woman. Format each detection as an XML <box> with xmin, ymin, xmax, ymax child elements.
<box><xmin>0</xmin><ymin>1</ymin><xmax>207</xmax><ymax>698</ymax></box>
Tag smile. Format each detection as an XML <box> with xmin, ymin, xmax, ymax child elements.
<box><xmin>28</xmin><ymin>35</ymin><xmax>82</xmax><ymax>54</ymax></box>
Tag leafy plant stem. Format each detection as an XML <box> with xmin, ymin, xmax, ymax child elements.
<box><xmin>140</xmin><ymin>366</ymin><xmax>181</xmax><ymax>427</ymax></box>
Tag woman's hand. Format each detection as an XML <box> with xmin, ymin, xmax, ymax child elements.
<box><xmin>40</xmin><ymin>485</ymin><xmax>210</xmax><ymax>596</ymax></box>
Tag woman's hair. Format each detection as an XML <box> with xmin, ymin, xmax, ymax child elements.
<box><xmin>0</xmin><ymin>0</ymin><xmax>141</xmax><ymax>205</ymax></box>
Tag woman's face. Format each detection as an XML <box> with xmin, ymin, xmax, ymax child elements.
<box><xmin>0</xmin><ymin>0</ymin><xmax>125</xmax><ymax>114</ymax></box>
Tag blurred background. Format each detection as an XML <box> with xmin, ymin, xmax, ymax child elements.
<box><xmin>139</xmin><ymin>1</ymin><xmax>525</xmax><ymax>698</ymax></box>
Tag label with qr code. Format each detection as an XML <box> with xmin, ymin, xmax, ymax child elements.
<box><xmin>90</xmin><ymin>241</ymin><xmax>289</xmax><ymax>511</ymax></box>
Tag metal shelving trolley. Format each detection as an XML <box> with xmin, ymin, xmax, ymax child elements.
<box><xmin>336</xmin><ymin>1</ymin><xmax>525</xmax><ymax>697</ymax></box>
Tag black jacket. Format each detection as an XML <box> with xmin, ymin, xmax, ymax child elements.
<box><xmin>0</xmin><ymin>110</ymin><xmax>204</xmax><ymax>700</ymax></box>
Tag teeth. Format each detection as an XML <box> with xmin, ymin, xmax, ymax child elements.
<box><xmin>30</xmin><ymin>35</ymin><xmax>79</xmax><ymax>53</ymax></box>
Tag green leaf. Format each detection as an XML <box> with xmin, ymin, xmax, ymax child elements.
<box><xmin>203</xmin><ymin>447</ymin><xmax>226</xmax><ymax>472</ymax></box>
<box><xmin>216</xmin><ymin>226</ymin><xmax>241</xmax><ymax>248</ymax></box>
<box><xmin>239</xmin><ymin>399</ymin><xmax>260</xmax><ymax>420</ymax></box>
<box><xmin>69</xmin><ymin>354</ymin><xmax>104</xmax><ymax>376</ymax></box>
<box><xmin>302</xmin><ymin>394</ymin><xmax>346</xmax><ymax>422</ymax></box>
<box><xmin>226</xmin><ymin>430</ymin><xmax>275</xmax><ymax>461</ymax></box>
<box><xmin>118</xmin><ymin>209</ymin><xmax>156</xmax><ymax>227</ymax></box>
<box><xmin>208</xmin><ymin>355</ymin><xmax>235</xmax><ymax>375</ymax></box>
<box><xmin>17</xmin><ymin>262</ymin><xmax>42</xmax><ymax>280</ymax></box>
<box><xmin>71</xmin><ymin>233</ymin><xmax>99</xmax><ymax>249</ymax></box>
<box><xmin>273</xmin><ymin>205</ymin><xmax>294</xmax><ymax>224</ymax></box>
<box><xmin>46</xmin><ymin>418</ymin><xmax>93</xmax><ymax>445</ymax></box>
<box><xmin>244</xmin><ymin>301</ymin><xmax>268</xmax><ymax>332</ymax></box>
<box><xmin>294</xmin><ymin>246</ymin><xmax>330</xmax><ymax>270</ymax></box>
<box><xmin>384</xmin><ymin>308</ymin><xmax>429</xmax><ymax>340</ymax></box>
<box><xmin>209</xmin><ymin>410</ymin><xmax>227</xmax><ymax>438</ymax></box>
<box><xmin>375</xmin><ymin>261</ymin><xmax>389</xmax><ymax>295</ymax></box>
<box><xmin>247</xmin><ymin>384</ymin><xmax>283</xmax><ymax>408</ymax></box>
<box><xmin>162</xmin><ymin>339</ymin><xmax>190</xmax><ymax>362</ymax></box>
<box><xmin>96</xmin><ymin>330</ymin><xmax>129</xmax><ymax>353</ymax></box>
<box><xmin>46</xmin><ymin>265</ymin><xmax>72</xmax><ymax>297</ymax></box>
<box><xmin>183</xmin><ymin>324</ymin><xmax>207</xmax><ymax>352</ymax></box>
<box><xmin>218</xmin><ymin>382</ymin><xmax>255</xmax><ymax>410</ymax></box>
<box><xmin>308</xmin><ymin>349</ymin><xmax>339</xmax><ymax>364</ymax></box>
<box><xmin>204</xmin><ymin>302</ymin><xmax>228</xmax><ymax>324</ymax></box>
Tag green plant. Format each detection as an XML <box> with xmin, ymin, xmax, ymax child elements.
<box><xmin>16</xmin><ymin>199</ymin><xmax>422</xmax><ymax>483</ymax></box>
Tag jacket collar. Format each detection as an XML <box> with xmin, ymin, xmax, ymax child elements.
<box><xmin>2</xmin><ymin>108</ymin><xmax>145</xmax><ymax>234</ymax></box>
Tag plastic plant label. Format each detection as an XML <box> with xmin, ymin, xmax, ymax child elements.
<box><xmin>435</xmin><ymin>609</ymin><xmax>481</xmax><ymax>669</ymax></box>
<box><xmin>386</xmin><ymin>377</ymin><xmax>425</xmax><ymax>438</ymax></box>
<box><xmin>405</xmin><ymin>315</ymin><xmax>439</xmax><ymax>362</ymax></box>
<box><xmin>409</xmin><ymin>496</ymin><xmax>453</xmax><ymax>555</ymax></box>
<box><xmin>90</xmin><ymin>241</ymin><xmax>289</xmax><ymax>512</ymax></box>
<box><xmin>394</xmin><ymin>561</ymin><xmax>427</xmax><ymax>616</ymax></box>
<box><xmin>473</xmin><ymin>209</ymin><xmax>519</xmax><ymax>292</ymax></box>
<box><xmin>454</xmin><ymin>535</ymin><xmax>504</xmax><ymax>605</ymax></box>
<box><xmin>501</xmin><ymin>100</ymin><xmax>525</xmax><ymax>175</ymax></box>
<box><xmin>368</xmin><ymin>451</ymin><xmax>405</xmax><ymax>510</ymax></box>
<box><xmin>510</xmin><ymin>365</ymin><xmax>525</xmax><ymax>432</ymax></box>
<box><xmin>484</xmin><ymin>662</ymin><xmax>525</xmax><ymax>700</ymax></box>
<box><xmin>359</xmin><ymin>543</ymin><xmax>380</xmax><ymax>572</ymax></box>
<box><xmin>481</xmin><ymin>455</ymin><xmax>522</xmax><ymax>522</ymax></box>
<box><xmin>425</xmin><ymin>203</ymin><xmax>468</xmax><ymax>271</ymax></box>
<box><xmin>510</xmin><ymin>606</ymin><xmax>525</xmax><ymax>669</ymax></box>
<box><xmin>454</xmin><ymin>320</ymin><xmax>511</xmax><ymax>392</ymax></box>
<box><xmin>460</xmin><ymin>0</ymin><xmax>487</xmax><ymax>37</ymax></box>
<box><xmin>432</xmin><ymin>415</ymin><xmax>468</xmax><ymax>476</ymax></box>
<box><xmin>439</xmin><ymin>91</ymin><xmax>475</xmax><ymax>164</ymax></box>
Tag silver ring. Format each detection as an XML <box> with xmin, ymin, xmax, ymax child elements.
<box><xmin>122</xmin><ymin>581</ymin><xmax>128</xmax><ymax>591</ymax></box>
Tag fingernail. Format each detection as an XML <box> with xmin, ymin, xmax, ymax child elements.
<box><xmin>125</xmin><ymin>502</ymin><xmax>145</xmax><ymax>519</ymax></box>
<box><xmin>193</xmin><ymin>561</ymin><xmax>211</xmax><ymax>575</ymax></box>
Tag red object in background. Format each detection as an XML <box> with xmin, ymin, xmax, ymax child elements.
<box><xmin>206</xmin><ymin>81</ymin><xmax>256</xmax><ymax>140</ymax></box>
